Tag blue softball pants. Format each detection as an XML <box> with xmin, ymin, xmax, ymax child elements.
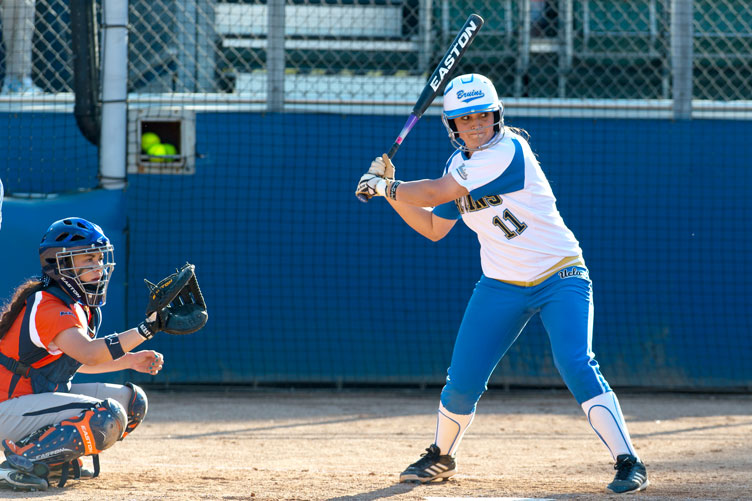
<box><xmin>440</xmin><ymin>267</ymin><xmax>611</xmax><ymax>414</ymax></box>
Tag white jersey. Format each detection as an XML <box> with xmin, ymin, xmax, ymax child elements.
<box><xmin>433</xmin><ymin>130</ymin><xmax>583</xmax><ymax>285</ymax></box>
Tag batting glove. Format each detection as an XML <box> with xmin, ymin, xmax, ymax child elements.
<box><xmin>367</xmin><ymin>154</ymin><xmax>396</xmax><ymax>180</ymax></box>
<box><xmin>355</xmin><ymin>173</ymin><xmax>387</xmax><ymax>200</ymax></box>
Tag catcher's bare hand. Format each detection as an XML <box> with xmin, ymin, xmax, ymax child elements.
<box><xmin>129</xmin><ymin>350</ymin><xmax>164</xmax><ymax>375</ymax></box>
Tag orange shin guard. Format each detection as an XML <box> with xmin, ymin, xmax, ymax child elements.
<box><xmin>3</xmin><ymin>398</ymin><xmax>127</xmax><ymax>465</ymax></box>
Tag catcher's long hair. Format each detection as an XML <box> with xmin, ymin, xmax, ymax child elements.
<box><xmin>0</xmin><ymin>278</ymin><xmax>44</xmax><ymax>340</ymax></box>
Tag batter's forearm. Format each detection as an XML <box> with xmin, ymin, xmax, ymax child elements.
<box><xmin>387</xmin><ymin>198</ymin><xmax>444</xmax><ymax>241</ymax></box>
<box><xmin>392</xmin><ymin>179</ymin><xmax>450</xmax><ymax>207</ymax></box>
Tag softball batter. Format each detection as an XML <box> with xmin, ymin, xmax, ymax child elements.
<box><xmin>0</xmin><ymin>217</ymin><xmax>206</xmax><ymax>490</ymax></box>
<box><xmin>356</xmin><ymin>74</ymin><xmax>648</xmax><ymax>494</ymax></box>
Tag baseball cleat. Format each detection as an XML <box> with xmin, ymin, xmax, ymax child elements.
<box><xmin>607</xmin><ymin>454</ymin><xmax>649</xmax><ymax>494</ymax></box>
<box><xmin>399</xmin><ymin>444</ymin><xmax>456</xmax><ymax>483</ymax></box>
<box><xmin>0</xmin><ymin>461</ymin><xmax>48</xmax><ymax>491</ymax></box>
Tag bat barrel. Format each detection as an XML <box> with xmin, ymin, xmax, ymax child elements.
<box><xmin>414</xmin><ymin>13</ymin><xmax>485</xmax><ymax>115</ymax></box>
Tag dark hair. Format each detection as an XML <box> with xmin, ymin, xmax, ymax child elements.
<box><xmin>0</xmin><ymin>278</ymin><xmax>45</xmax><ymax>340</ymax></box>
<box><xmin>505</xmin><ymin>125</ymin><xmax>530</xmax><ymax>141</ymax></box>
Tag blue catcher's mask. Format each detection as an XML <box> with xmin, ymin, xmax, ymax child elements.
<box><xmin>39</xmin><ymin>218</ymin><xmax>116</xmax><ymax>307</ymax></box>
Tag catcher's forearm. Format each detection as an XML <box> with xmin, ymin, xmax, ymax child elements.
<box><xmin>103</xmin><ymin>328</ymin><xmax>149</xmax><ymax>359</ymax></box>
<box><xmin>78</xmin><ymin>350</ymin><xmax>139</xmax><ymax>373</ymax></box>
<box><xmin>71</xmin><ymin>328</ymin><xmax>148</xmax><ymax>365</ymax></box>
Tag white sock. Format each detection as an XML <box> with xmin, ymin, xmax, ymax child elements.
<box><xmin>581</xmin><ymin>391</ymin><xmax>637</xmax><ymax>461</ymax></box>
<box><xmin>434</xmin><ymin>402</ymin><xmax>474</xmax><ymax>456</ymax></box>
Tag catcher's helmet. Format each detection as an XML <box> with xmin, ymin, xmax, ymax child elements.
<box><xmin>39</xmin><ymin>217</ymin><xmax>115</xmax><ymax>307</ymax></box>
<box><xmin>442</xmin><ymin>73</ymin><xmax>504</xmax><ymax>152</ymax></box>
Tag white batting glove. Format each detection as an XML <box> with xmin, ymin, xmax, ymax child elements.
<box><xmin>355</xmin><ymin>173</ymin><xmax>387</xmax><ymax>200</ymax></box>
<box><xmin>367</xmin><ymin>154</ymin><xmax>396</xmax><ymax>180</ymax></box>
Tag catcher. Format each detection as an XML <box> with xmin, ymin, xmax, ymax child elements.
<box><xmin>0</xmin><ymin>217</ymin><xmax>207</xmax><ymax>491</ymax></box>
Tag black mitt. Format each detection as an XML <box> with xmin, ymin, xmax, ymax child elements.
<box><xmin>138</xmin><ymin>264</ymin><xmax>208</xmax><ymax>338</ymax></box>
<box><xmin>144</xmin><ymin>263</ymin><xmax>197</xmax><ymax>316</ymax></box>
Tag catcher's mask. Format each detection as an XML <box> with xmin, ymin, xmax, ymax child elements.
<box><xmin>442</xmin><ymin>73</ymin><xmax>505</xmax><ymax>152</ymax></box>
<box><xmin>39</xmin><ymin>218</ymin><xmax>116</xmax><ymax>307</ymax></box>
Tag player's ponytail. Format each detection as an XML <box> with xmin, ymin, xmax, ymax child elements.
<box><xmin>506</xmin><ymin>125</ymin><xmax>530</xmax><ymax>141</ymax></box>
<box><xmin>0</xmin><ymin>278</ymin><xmax>45</xmax><ymax>340</ymax></box>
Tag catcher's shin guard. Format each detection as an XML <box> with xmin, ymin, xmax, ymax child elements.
<box><xmin>3</xmin><ymin>398</ymin><xmax>126</xmax><ymax>471</ymax></box>
<box><xmin>121</xmin><ymin>382</ymin><xmax>148</xmax><ymax>439</ymax></box>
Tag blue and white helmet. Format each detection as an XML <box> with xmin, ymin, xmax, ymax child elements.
<box><xmin>441</xmin><ymin>73</ymin><xmax>505</xmax><ymax>152</ymax></box>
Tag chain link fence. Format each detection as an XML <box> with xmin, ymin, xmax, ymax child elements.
<box><xmin>0</xmin><ymin>1</ymin><xmax>748</xmax><ymax>103</ymax></box>
<box><xmin>127</xmin><ymin>0</ymin><xmax>751</xmax><ymax>105</ymax></box>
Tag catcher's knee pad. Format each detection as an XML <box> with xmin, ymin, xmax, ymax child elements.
<box><xmin>3</xmin><ymin>398</ymin><xmax>127</xmax><ymax>466</ymax></box>
<box><xmin>121</xmin><ymin>382</ymin><xmax>148</xmax><ymax>439</ymax></box>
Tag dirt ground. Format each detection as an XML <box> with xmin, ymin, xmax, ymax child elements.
<box><xmin>2</xmin><ymin>388</ymin><xmax>750</xmax><ymax>500</ymax></box>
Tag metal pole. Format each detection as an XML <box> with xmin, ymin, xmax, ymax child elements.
<box><xmin>419</xmin><ymin>0</ymin><xmax>433</xmax><ymax>75</ymax></box>
<box><xmin>175</xmin><ymin>1</ymin><xmax>195</xmax><ymax>92</ymax></box>
<box><xmin>99</xmin><ymin>0</ymin><xmax>128</xmax><ymax>190</ymax></box>
<box><xmin>558</xmin><ymin>0</ymin><xmax>573</xmax><ymax>98</ymax></box>
<box><xmin>671</xmin><ymin>0</ymin><xmax>693</xmax><ymax>119</ymax></box>
<box><xmin>515</xmin><ymin>0</ymin><xmax>531</xmax><ymax>96</ymax></box>
<box><xmin>196</xmin><ymin>0</ymin><xmax>215</xmax><ymax>92</ymax></box>
<box><xmin>441</xmin><ymin>0</ymin><xmax>449</xmax><ymax>40</ymax></box>
<box><xmin>267</xmin><ymin>0</ymin><xmax>285</xmax><ymax>112</ymax></box>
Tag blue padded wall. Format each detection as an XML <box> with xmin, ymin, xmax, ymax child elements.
<box><xmin>0</xmin><ymin>112</ymin><xmax>748</xmax><ymax>389</ymax></box>
<box><xmin>122</xmin><ymin>113</ymin><xmax>751</xmax><ymax>389</ymax></box>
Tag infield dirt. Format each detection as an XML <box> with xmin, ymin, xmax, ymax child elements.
<box><xmin>2</xmin><ymin>389</ymin><xmax>749</xmax><ymax>500</ymax></box>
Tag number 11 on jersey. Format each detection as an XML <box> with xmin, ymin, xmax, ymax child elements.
<box><xmin>492</xmin><ymin>210</ymin><xmax>527</xmax><ymax>240</ymax></box>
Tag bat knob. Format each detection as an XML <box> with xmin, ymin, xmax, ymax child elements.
<box><xmin>356</xmin><ymin>193</ymin><xmax>370</xmax><ymax>203</ymax></box>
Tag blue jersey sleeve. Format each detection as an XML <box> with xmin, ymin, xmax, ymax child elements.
<box><xmin>468</xmin><ymin>138</ymin><xmax>525</xmax><ymax>200</ymax></box>
<box><xmin>433</xmin><ymin>200</ymin><xmax>461</xmax><ymax>220</ymax></box>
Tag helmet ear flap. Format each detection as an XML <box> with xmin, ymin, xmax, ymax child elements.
<box><xmin>41</xmin><ymin>253</ymin><xmax>56</xmax><ymax>272</ymax></box>
<box><xmin>448</xmin><ymin>118</ymin><xmax>458</xmax><ymax>132</ymax></box>
<box><xmin>493</xmin><ymin>110</ymin><xmax>501</xmax><ymax>133</ymax></box>
<box><xmin>59</xmin><ymin>255</ymin><xmax>73</xmax><ymax>272</ymax></box>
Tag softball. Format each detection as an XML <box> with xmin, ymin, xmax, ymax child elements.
<box><xmin>141</xmin><ymin>132</ymin><xmax>161</xmax><ymax>152</ymax></box>
<box><xmin>147</xmin><ymin>143</ymin><xmax>168</xmax><ymax>162</ymax></box>
<box><xmin>162</xmin><ymin>143</ymin><xmax>177</xmax><ymax>158</ymax></box>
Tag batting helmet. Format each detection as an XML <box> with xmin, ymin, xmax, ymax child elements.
<box><xmin>39</xmin><ymin>217</ymin><xmax>115</xmax><ymax>307</ymax></box>
<box><xmin>442</xmin><ymin>73</ymin><xmax>504</xmax><ymax>152</ymax></box>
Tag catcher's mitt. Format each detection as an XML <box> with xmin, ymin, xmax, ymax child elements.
<box><xmin>140</xmin><ymin>264</ymin><xmax>207</xmax><ymax>336</ymax></box>
<box><xmin>144</xmin><ymin>263</ymin><xmax>196</xmax><ymax>316</ymax></box>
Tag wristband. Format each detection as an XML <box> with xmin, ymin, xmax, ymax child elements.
<box><xmin>136</xmin><ymin>320</ymin><xmax>156</xmax><ymax>340</ymax></box>
<box><xmin>386</xmin><ymin>180</ymin><xmax>402</xmax><ymax>200</ymax></box>
<box><xmin>104</xmin><ymin>334</ymin><xmax>126</xmax><ymax>360</ymax></box>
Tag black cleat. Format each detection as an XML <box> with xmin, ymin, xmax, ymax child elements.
<box><xmin>607</xmin><ymin>454</ymin><xmax>649</xmax><ymax>494</ymax></box>
<box><xmin>399</xmin><ymin>444</ymin><xmax>456</xmax><ymax>483</ymax></box>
